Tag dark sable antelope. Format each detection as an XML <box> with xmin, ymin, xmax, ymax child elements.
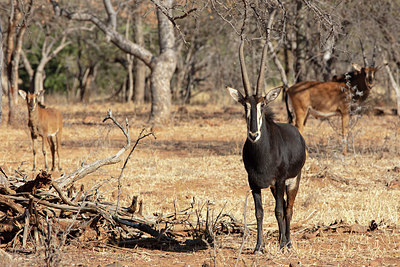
<box><xmin>19</xmin><ymin>90</ymin><xmax>63</xmax><ymax>171</ymax></box>
<box><xmin>285</xmin><ymin>43</ymin><xmax>383</xmax><ymax>154</ymax></box>
<box><xmin>228</xmin><ymin>39</ymin><xmax>306</xmax><ymax>253</ymax></box>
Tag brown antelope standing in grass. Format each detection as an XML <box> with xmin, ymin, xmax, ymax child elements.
<box><xmin>228</xmin><ymin>39</ymin><xmax>306</xmax><ymax>253</ymax></box>
<box><xmin>19</xmin><ymin>90</ymin><xmax>63</xmax><ymax>171</ymax></box>
<box><xmin>285</xmin><ymin>44</ymin><xmax>383</xmax><ymax>154</ymax></box>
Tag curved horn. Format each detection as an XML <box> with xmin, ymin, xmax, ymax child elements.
<box><xmin>371</xmin><ymin>41</ymin><xmax>377</xmax><ymax>67</ymax></box>
<box><xmin>256</xmin><ymin>40</ymin><xmax>268</xmax><ymax>98</ymax></box>
<box><xmin>239</xmin><ymin>39</ymin><xmax>251</xmax><ymax>97</ymax></box>
<box><xmin>359</xmin><ymin>39</ymin><xmax>368</xmax><ymax>67</ymax></box>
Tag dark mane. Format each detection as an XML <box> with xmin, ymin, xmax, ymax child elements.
<box><xmin>263</xmin><ymin>105</ymin><xmax>275</xmax><ymax>122</ymax></box>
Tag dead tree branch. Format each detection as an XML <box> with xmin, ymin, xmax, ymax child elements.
<box><xmin>55</xmin><ymin>109</ymin><xmax>132</xmax><ymax>189</ymax></box>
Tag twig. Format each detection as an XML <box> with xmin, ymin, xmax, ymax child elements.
<box><xmin>0</xmin><ymin>166</ymin><xmax>9</xmax><ymax>179</ymax></box>
<box><xmin>115</xmin><ymin>217</ymin><xmax>179</xmax><ymax>244</ymax></box>
<box><xmin>51</xmin><ymin>181</ymin><xmax>77</xmax><ymax>207</ymax></box>
<box><xmin>22</xmin><ymin>210</ymin><xmax>30</xmax><ymax>249</ymax></box>
<box><xmin>55</xmin><ymin>109</ymin><xmax>132</xmax><ymax>188</ymax></box>
<box><xmin>235</xmin><ymin>190</ymin><xmax>251</xmax><ymax>267</ymax></box>
<box><xmin>115</xmin><ymin>128</ymin><xmax>155</xmax><ymax>215</ymax></box>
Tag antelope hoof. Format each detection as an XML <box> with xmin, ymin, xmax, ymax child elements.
<box><xmin>279</xmin><ymin>241</ymin><xmax>292</xmax><ymax>253</ymax></box>
<box><xmin>253</xmin><ymin>247</ymin><xmax>263</xmax><ymax>255</ymax></box>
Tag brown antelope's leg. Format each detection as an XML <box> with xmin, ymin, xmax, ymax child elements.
<box><xmin>42</xmin><ymin>136</ymin><xmax>48</xmax><ymax>170</ymax></box>
<box><xmin>49</xmin><ymin>137</ymin><xmax>56</xmax><ymax>171</ymax></box>
<box><xmin>31</xmin><ymin>137</ymin><xmax>37</xmax><ymax>171</ymax></box>
<box><xmin>273</xmin><ymin>181</ymin><xmax>287</xmax><ymax>249</ymax></box>
<box><xmin>294</xmin><ymin>108</ymin><xmax>307</xmax><ymax>134</ymax></box>
<box><xmin>56</xmin><ymin>131</ymin><xmax>62</xmax><ymax>170</ymax></box>
<box><xmin>342</xmin><ymin>113</ymin><xmax>349</xmax><ymax>155</ymax></box>
<box><xmin>285</xmin><ymin>173</ymin><xmax>301</xmax><ymax>249</ymax></box>
<box><xmin>252</xmin><ymin>188</ymin><xmax>264</xmax><ymax>254</ymax></box>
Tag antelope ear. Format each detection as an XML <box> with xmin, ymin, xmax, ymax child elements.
<box><xmin>18</xmin><ymin>90</ymin><xmax>27</xmax><ymax>100</ymax></box>
<box><xmin>352</xmin><ymin>63</ymin><xmax>362</xmax><ymax>72</ymax></box>
<box><xmin>227</xmin><ymin>87</ymin><xmax>245</xmax><ymax>104</ymax></box>
<box><xmin>265</xmin><ymin>87</ymin><xmax>281</xmax><ymax>103</ymax></box>
<box><xmin>375</xmin><ymin>63</ymin><xmax>386</xmax><ymax>72</ymax></box>
<box><xmin>38</xmin><ymin>90</ymin><xmax>45</xmax><ymax>97</ymax></box>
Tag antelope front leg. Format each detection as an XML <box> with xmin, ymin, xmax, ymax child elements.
<box><xmin>342</xmin><ymin>113</ymin><xmax>350</xmax><ymax>155</ymax></box>
<box><xmin>252</xmin><ymin>188</ymin><xmax>264</xmax><ymax>254</ymax></box>
<box><xmin>42</xmin><ymin>136</ymin><xmax>48</xmax><ymax>170</ymax></box>
<box><xmin>56</xmin><ymin>134</ymin><xmax>62</xmax><ymax>171</ymax></box>
<box><xmin>31</xmin><ymin>137</ymin><xmax>37</xmax><ymax>171</ymax></box>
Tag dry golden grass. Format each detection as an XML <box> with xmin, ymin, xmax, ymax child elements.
<box><xmin>1</xmin><ymin>96</ymin><xmax>399</xmax><ymax>266</ymax></box>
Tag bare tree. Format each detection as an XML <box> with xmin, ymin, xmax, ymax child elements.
<box><xmin>384</xmin><ymin>61</ymin><xmax>400</xmax><ymax>115</ymax></box>
<box><xmin>0</xmin><ymin>18</ymin><xmax>3</xmax><ymax>125</ymax></box>
<box><xmin>133</xmin><ymin>2</ymin><xmax>147</xmax><ymax>104</ymax></box>
<box><xmin>6</xmin><ymin>0</ymin><xmax>34</xmax><ymax>126</ymax></box>
<box><xmin>23</xmin><ymin>29</ymin><xmax>71</xmax><ymax>103</ymax></box>
<box><xmin>293</xmin><ymin>0</ymin><xmax>307</xmax><ymax>82</ymax></box>
<box><xmin>51</xmin><ymin>0</ymin><xmax>177</xmax><ymax>124</ymax></box>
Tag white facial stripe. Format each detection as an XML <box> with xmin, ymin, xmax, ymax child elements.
<box><xmin>256</xmin><ymin>102</ymin><xmax>263</xmax><ymax>132</ymax></box>
<box><xmin>246</xmin><ymin>103</ymin><xmax>251</xmax><ymax>118</ymax></box>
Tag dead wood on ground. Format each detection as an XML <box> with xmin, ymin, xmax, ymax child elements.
<box><xmin>0</xmin><ymin>110</ymin><xmax>243</xmax><ymax>263</ymax></box>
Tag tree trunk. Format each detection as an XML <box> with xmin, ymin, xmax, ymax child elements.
<box><xmin>149</xmin><ymin>0</ymin><xmax>176</xmax><ymax>123</ymax></box>
<box><xmin>0</xmin><ymin>19</ymin><xmax>3</xmax><ymax>125</ymax></box>
<box><xmin>123</xmin><ymin>14</ymin><xmax>134</xmax><ymax>102</ymax></box>
<box><xmin>126</xmin><ymin>55</ymin><xmax>134</xmax><ymax>102</ymax></box>
<box><xmin>33</xmin><ymin>67</ymin><xmax>45</xmax><ymax>93</ymax></box>
<box><xmin>8</xmin><ymin>22</ymin><xmax>26</xmax><ymax>125</ymax></box>
<box><xmin>294</xmin><ymin>0</ymin><xmax>307</xmax><ymax>82</ymax></box>
<box><xmin>322</xmin><ymin>35</ymin><xmax>336</xmax><ymax>81</ymax></box>
<box><xmin>385</xmin><ymin>62</ymin><xmax>400</xmax><ymax>116</ymax></box>
<box><xmin>133</xmin><ymin>11</ymin><xmax>146</xmax><ymax>104</ymax></box>
<box><xmin>80</xmin><ymin>64</ymin><xmax>97</xmax><ymax>103</ymax></box>
<box><xmin>6</xmin><ymin>0</ymin><xmax>33</xmax><ymax>125</ymax></box>
<box><xmin>6</xmin><ymin>1</ymin><xmax>19</xmax><ymax>126</ymax></box>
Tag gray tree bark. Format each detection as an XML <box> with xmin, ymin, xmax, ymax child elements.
<box><xmin>385</xmin><ymin>61</ymin><xmax>400</xmax><ymax>116</ymax></box>
<box><xmin>6</xmin><ymin>0</ymin><xmax>34</xmax><ymax>126</ymax></box>
<box><xmin>150</xmin><ymin>0</ymin><xmax>176</xmax><ymax>123</ymax></box>
<box><xmin>0</xmin><ymin>18</ymin><xmax>3</xmax><ymax>125</ymax></box>
<box><xmin>133</xmin><ymin>8</ymin><xmax>146</xmax><ymax>104</ymax></box>
<box><xmin>294</xmin><ymin>0</ymin><xmax>307</xmax><ymax>82</ymax></box>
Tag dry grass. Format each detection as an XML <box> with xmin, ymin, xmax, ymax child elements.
<box><xmin>1</xmin><ymin>96</ymin><xmax>400</xmax><ymax>266</ymax></box>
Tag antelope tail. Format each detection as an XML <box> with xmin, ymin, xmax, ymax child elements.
<box><xmin>284</xmin><ymin>85</ymin><xmax>294</xmax><ymax>124</ymax></box>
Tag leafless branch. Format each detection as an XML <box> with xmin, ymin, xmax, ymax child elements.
<box><xmin>210</xmin><ymin>0</ymin><xmax>242</xmax><ymax>37</ymax></box>
<box><xmin>55</xmin><ymin>109</ymin><xmax>130</xmax><ymax>189</ymax></box>
<box><xmin>235</xmin><ymin>190</ymin><xmax>252</xmax><ymax>266</ymax></box>
<box><xmin>115</xmin><ymin>128</ymin><xmax>156</xmax><ymax>214</ymax></box>
<box><xmin>266</xmin><ymin>9</ymin><xmax>288</xmax><ymax>87</ymax></box>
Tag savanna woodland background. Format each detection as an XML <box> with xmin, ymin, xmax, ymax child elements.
<box><xmin>0</xmin><ymin>0</ymin><xmax>399</xmax><ymax>266</ymax></box>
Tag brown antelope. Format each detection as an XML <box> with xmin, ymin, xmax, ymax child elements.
<box><xmin>285</xmin><ymin>44</ymin><xmax>383</xmax><ymax>154</ymax></box>
<box><xmin>228</xmin><ymin>39</ymin><xmax>306</xmax><ymax>253</ymax></box>
<box><xmin>19</xmin><ymin>90</ymin><xmax>63</xmax><ymax>171</ymax></box>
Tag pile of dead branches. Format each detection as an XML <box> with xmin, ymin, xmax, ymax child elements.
<box><xmin>0</xmin><ymin>169</ymin><xmax>164</xmax><ymax>249</ymax></box>
<box><xmin>0</xmin><ymin>110</ymin><xmax>244</xmax><ymax>264</ymax></box>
